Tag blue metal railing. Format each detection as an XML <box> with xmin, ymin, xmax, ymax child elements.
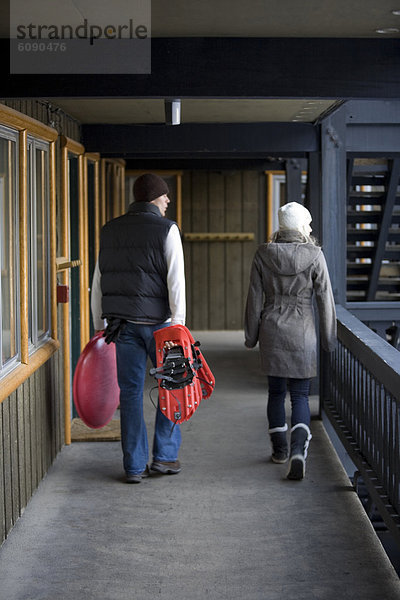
<box><xmin>322</xmin><ymin>304</ymin><xmax>400</xmax><ymax>543</ymax></box>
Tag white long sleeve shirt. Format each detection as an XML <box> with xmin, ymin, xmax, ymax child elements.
<box><xmin>90</xmin><ymin>223</ymin><xmax>186</xmax><ymax>331</ymax></box>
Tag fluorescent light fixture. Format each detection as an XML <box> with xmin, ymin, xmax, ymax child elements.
<box><xmin>375</xmin><ymin>27</ymin><xmax>399</xmax><ymax>34</ymax></box>
<box><xmin>165</xmin><ymin>99</ymin><xmax>181</xmax><ymax>125</ymax></box>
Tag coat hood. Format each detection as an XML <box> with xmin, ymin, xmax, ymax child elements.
<box><xmin>260</xmin><ymin>242</ymin><xmax>321</xmax><ymax>276</ymax></box>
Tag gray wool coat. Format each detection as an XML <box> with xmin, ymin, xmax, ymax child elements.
<box><xmin>244</xmin><ymin>235</ymin><xmax>337</xmax><ymax>379</ymax></box>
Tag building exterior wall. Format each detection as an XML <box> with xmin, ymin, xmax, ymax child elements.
<box><xmin>0</xmin><ymin>99</ymin><xmax>80</xmax><ymax>545</ymax></box>
<box><xmin>0</xmin><ymin>352</ymin><xmax>63</xmax><ymax>543</ymax></box>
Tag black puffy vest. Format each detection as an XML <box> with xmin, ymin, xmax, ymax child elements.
<box><xmin>99</xmin><ymin>203</ymin><xmax>175</xmax><ymax>323</ymax></box>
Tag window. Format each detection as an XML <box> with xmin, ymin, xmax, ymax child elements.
<box><xmin>0</xmin><ymin>126</ymin><xmax>19</xmax><ymax>375</ymax></box>
<box><xmin>0</xmin><ymin>104</ymin><xmax>58</xmax><ymax>398</ymax></box>
<box><xmin>27</xmin><ymin>138</ymin><xmax>51</xmax><ymax>349</ymax></box>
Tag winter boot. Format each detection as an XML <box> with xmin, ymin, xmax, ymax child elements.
<box><xmin>269</xmin><ymin>425</ymin><xmax>289</xmax><ymax>464</ymax></box>
<box><xmin>287</xmin><ymin>423</ymin><xmax>312</xmax><ymax>480</ymax></box>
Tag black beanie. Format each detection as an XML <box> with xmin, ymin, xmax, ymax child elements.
<box><xmin>133</xmin><ymin>173</ymin><xmax>169</xmax><ymax>203</ymax></box>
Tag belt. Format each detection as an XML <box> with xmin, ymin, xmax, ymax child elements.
<box><xmin>265</xmin><ymin>294</ymin><xmax>313</xmax><ymax>308</ymax></box>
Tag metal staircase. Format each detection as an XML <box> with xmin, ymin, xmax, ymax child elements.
<box><xmin>346</xmin><ymin>158</ymin><xmax>400</xmax><ymax>303</ymax></box>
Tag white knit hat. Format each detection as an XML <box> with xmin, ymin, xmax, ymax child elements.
<box><xmin>278</xmin><ymin>202</ymin><xmax>312</xmax><ymax>236</ymax></box>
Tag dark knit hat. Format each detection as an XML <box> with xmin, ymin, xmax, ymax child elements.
<box><xmin>133</xmin><ymin>173</ymin><xmax>169</xmax><ymax>203</ymax></box>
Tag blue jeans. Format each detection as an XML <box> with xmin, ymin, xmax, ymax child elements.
<box><xmin>267</xmin><ymin>376</ymin><xmax>311</xmax><ymax>429</ymax></box>
<box><xmin>115</xmin><ymin>322</ymin><xmax>182</xmax><ymax>475</ymax></box>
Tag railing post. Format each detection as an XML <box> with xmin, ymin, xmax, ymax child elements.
<box><xmin>319</xmin><ymin>348</ymin><xmax>331</xmax><ymax>419</ymax></box>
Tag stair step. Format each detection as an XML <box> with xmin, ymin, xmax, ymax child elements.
<box><xmin>348</xmin><ymin>191</ymin><xmax>387</xmax><ymax>200</ymax></box>
<box><xmin>347</xmin><ymin>281</ymin><xmax>370</xmax><ymax>291</ymax></box>
<box><xmin>347</xmin><ymin>230</ymin><xmax>400</xmax><ymax>242</ymax></box>
<box><xmin>347</xmin><ymin>266</ymin><xmax>372</xmax><ymax>275</ymax></box>
<box><xmin>347</xmin><ymin>197</ymin><xmax>400</xmax><ymax>209</ymax></box>
<box><xmin>347</xmin><ymin>231</ymin><xmax>378</xmax><ymax>242</ymax></box>
<box><xmin>347</xmin><ymin>263</ymin><xmax>400</xmax><ymax>276</ymax></box>
<box><xmin>347</xmin><ymin>211</ymin><xmax>400</xmax><ymax>225</ymax></box>
<box><xmin>347</xmin><ymin>212</ymin><xmax>381</xmax><ymax>224</ymax></box>
<box><xmin>376</xmin><ymin>292</ymin><xmax>400</xmax><ymax>300</ymax></box>
<box><xmin>347</xmin><ymin>246</ymin><xmax>400</xmax><ymax>260</ymax></box>
<box><xmin>346</xmin><ymin>291</ymin><xmax>400</xmax><ymax>301</ymax></box>
<box><xmin>377</xmin><ymin>281</ymin><xmax>400</xmax><ymax>291</ymax></box>
<box><xmin>351</xmin><ymin>177</ymin><xmax>388</xmax><ymax>186</ymax></box>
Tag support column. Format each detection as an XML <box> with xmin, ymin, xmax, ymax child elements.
<box><xmin>319</xmin><ymin>109</ymin><xmax>347</xmax><ymax>410</ymax></box>
<box><xmin>320</xmin><ymin>109</ymin><xmax>347</xmax><ymax>305</ymax></box>
<box><xmin>307</xmin><ymin>152</ymin><xmax>321</xmax><ymax>241</ymax></box>
<box><xmin>285</xmin><ymin>158</ymin><xmax>303</xmax><ymax>204</ymax></box>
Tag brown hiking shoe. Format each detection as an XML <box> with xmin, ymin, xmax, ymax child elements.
<box><xmin>125</xmin><ymin>465</ymin><xmax>150</xmax><ymax>484</ymax></box>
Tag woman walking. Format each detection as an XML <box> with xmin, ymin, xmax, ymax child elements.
<box><xmin>244</xmin><ymin>202</ymin><xmax>336</xmax><ymax>480</ymax></box>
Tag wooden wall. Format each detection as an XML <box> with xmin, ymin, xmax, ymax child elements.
<box><xmin>0</xmin><ymin>352</ymin><xmax>63</xmax><ymax>543</ymax></box>
<box><xmin>182</xmin><ymin>171</ymin><xmax>266</xmax><ymax>330</ymax></box>
<box><xmin>0</xmin><ymin>99</ymin><xmax>80</xmax><ymax>545</ymax></box>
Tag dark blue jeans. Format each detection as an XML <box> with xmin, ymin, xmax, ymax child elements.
<box><xmin>267</xmin><ymin>376</ymin><xmax>311</xmax><ymax>429</ymax></box>
<box><xmin>115</xmin><ymin>322</ymin><xmax>182</xmax><ymax>475</ymax></box>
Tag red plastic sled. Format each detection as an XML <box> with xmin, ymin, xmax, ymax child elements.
<box><xmin>151</xmin><ymin>325</ymin><xmax>215</xmax><ymax>424</ymax></box>
<box><xmin>73</xmin><ymin>332</ymin><xmax>120</xmax><ymax>429</ymax></box>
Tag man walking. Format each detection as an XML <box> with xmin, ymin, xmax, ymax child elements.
<box><xmin>91</xmin><ymin>173</ymin><xmax>186</xmax><ymax>483</ymax></box>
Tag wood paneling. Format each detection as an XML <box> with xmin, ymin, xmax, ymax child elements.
<box><xmin>225</xmin><ymin>172</ymin><xmax>243</xmax><ymax>329</ymax></box>
<box><xmin>191</xmin><ymin>172</ymin><xmax>209</xmax><ymax>329</ymax></box>
<box><xmin>182</xmin><ymin>173</ymin><xmax>192</xmax><ymax>323</ymax></box>
<box><xmin>0</xmin><ymin>353</ymin><xmax>64</xmax><ymax>544</ymax></box>
<box><xmin>0</xmin><ymin>406</ymin><xmax>4</xmax><ymax>542</ymax></box>
<box><xmin>2</xmin><ymin>398</ymin><xmax>13</xmax><ymax>535</ymax></box>
<box><xmin>183</xmin><ymin>170</ymin><xmax>263</xmax><ymax>330</ymax></box>
<box><xmin>242</xmin><ymin>171</ymin><xmax>261</xmax><ymax>311</ymax></box>
<box><xmin>208</xmin><ymin>172</ymin><xmax>225</xmax><ymax>330</ymax></box>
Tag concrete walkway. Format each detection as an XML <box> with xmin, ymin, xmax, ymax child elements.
<box><xmin>1</xmin><ymin>332</ymin><xmax>400</xmax><ymax>600</ymax></box>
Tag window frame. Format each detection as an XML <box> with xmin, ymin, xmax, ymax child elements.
<box><xmin>0</xmin><ymin>124</ymin><xmax>20</xmax><ymax>377</ymax></box>
<box><xmin>0</xmin><ymin>104</ymin><xmax>58</xmax><ymax>403</ymax></box>
<box><xmin>60</xmin><ymin>136</ymin><xmax>85</xmax><ymax>444</ymax></box>
<box><xmin>27</xmin><ymin>136</ymin><xmax>51</xmax><ymax>351</ymax></box>
<box><xmin>85</xmin><ymin>152</ymin><xmax>101</xmax><ymax>340</ymax></box>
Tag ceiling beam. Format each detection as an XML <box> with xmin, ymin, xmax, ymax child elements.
<box><xmin>345</xmin><ymin>100</ymin><xmax>400</xmax><ymax>124</ymax></box>
<box><xmin>124</xmin><ymin>158</ymin><xmax>286</xmax><ymax>171</ymax></box>
<box><xmin>81</xmin><ymin>122</ymin><xmax>319</xmax><ymax>158</ymax></box>
<box><xmin>2</xmin><ymin>38</ymin><xmax>400</xmax><ymax>99</ymax></box>
<box><xmin>346</xmin><ymin>124</ymin><xmax>400</xmax><ymax>154</ymax></box>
